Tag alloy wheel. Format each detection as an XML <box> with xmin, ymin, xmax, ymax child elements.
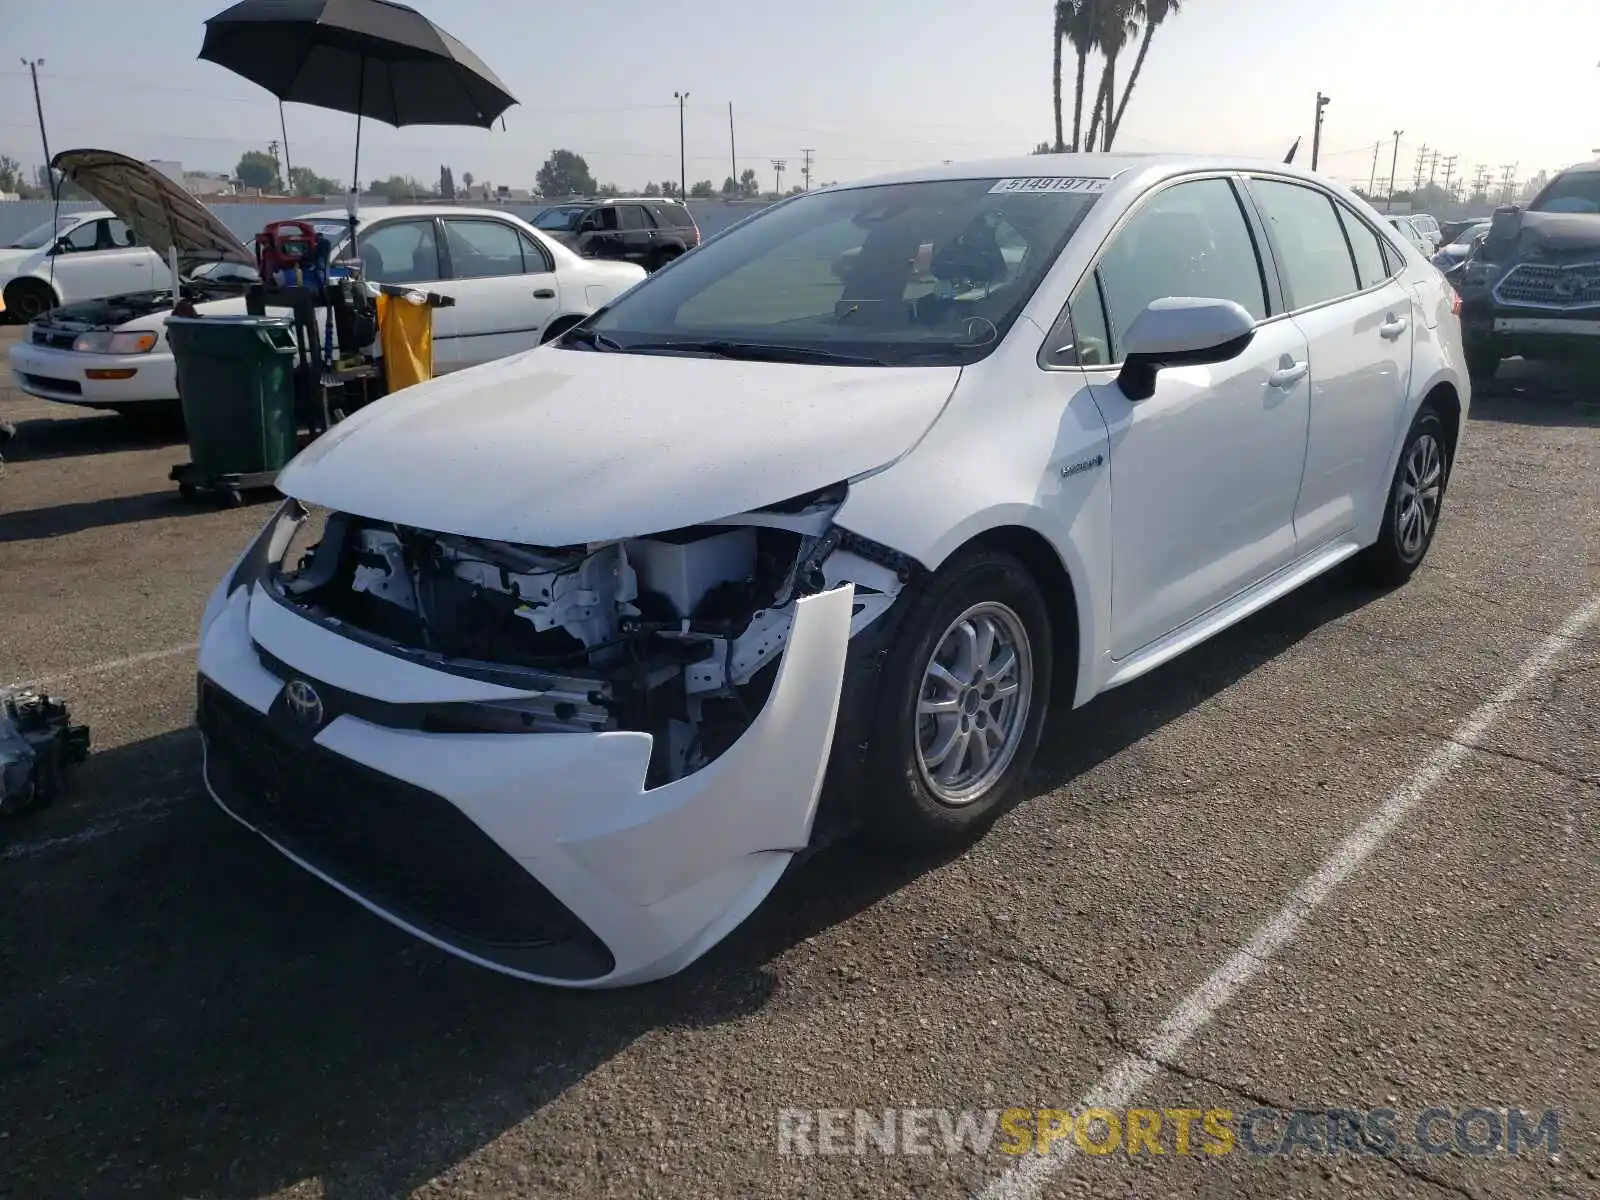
<box><xmin>1395</xmin><ymin>432</ymin><xmax>1444</xmax><ymax>559</ymax></box>
<box><xmin>914</xmin><ymin>601</ymin><xmax>1033</xmax><ymax>806</ymax></box>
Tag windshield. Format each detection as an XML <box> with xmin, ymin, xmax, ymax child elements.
<box><xmin>10</xmin><ymin>215</ymin><xmax>80</xmax><ymax>250</ymax></box>
<box><xmin>534</xmin><ymin>206</ymin><xmax>585</xmax><ymax>231</ymax></box>
<box><xmin>575</xmin><ymin>177</ymin><xmax>1103</xmax><ymax>366</ymax></box>
<box><xmin>1530</xmin><ymin>171</ymin><xmax>1600</xmax><ymax>214</ymax></box>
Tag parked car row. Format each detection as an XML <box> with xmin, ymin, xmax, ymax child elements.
<box><xmin>191</xmin><ymin>153</ymin><xmax>1470</xmax><ymax>987</ymax></box>
<box><xmin>6</xmin><ymin>153</ymin><xmax>647</xmax><ymax>414</ymax></box>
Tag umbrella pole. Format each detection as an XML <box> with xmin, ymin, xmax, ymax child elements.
<box><xmin>348</xmin><ymin>57</ymin><xmax>365</xmax><ymax>237</ymax></box>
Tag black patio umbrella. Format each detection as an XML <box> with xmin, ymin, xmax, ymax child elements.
<box><xmin>199</xmin><ymin>0</ymin><xmax>517</xmax><ymax>201</ymax></box>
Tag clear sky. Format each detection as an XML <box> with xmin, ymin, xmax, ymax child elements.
<box><xmin>3</xmin><ymin>0</ymin><xmax>1597</xmax><ymax>194</ymax></box>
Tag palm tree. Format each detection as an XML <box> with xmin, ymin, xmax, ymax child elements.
<box><xmin>1086</xmin><ymin>0</ymin><xmax>1140</xmax><ymax>152</ymax></box>
<box><xmin>1052</xmin><ymin>1</ymin><xmax>1067</xmax><ymax>151</ymax></box>
<box><xmin>1107</xmin><ymin>0</ymin><xmax>1180</xmax><ymax>150</ymax></box>
<box><xmin>1060</xmin><ymin>0</ymin><xmax>1102</xmax><ymax>153</ymax></box>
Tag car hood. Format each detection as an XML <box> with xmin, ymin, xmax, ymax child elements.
<box><xmin>277</xmin><ymin>347</ymin><xmax>962</xmax><ymax>545</ymax></box>
<box><xmin>1483</xmin><ymin>207</ymin><xmax>1600</xmax><ymax>261</ymax></box>
<box><xmin>51</xmin><ymin>148</ymin><xmax>254</xmax><ymax>269</ymax></box>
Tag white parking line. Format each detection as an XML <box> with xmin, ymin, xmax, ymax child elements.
<box><xmin>2</xmin><ymin>796</ymin><xmax>182</xmax><ymax>860</ymax></box>
<box><xmin>980</xmin><ymin>593</ymin><xmax>1600</xmax><ymax>1200</ymax></box>
<box><xmin>11</xmin><ymin>644</ymin><xmax>195</xmax><ymax>691</ymax></box>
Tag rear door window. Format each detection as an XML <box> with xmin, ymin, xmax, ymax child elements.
<box><xmin>1249</xmin><ymin>179</ymin><xmax>1360</xmax><ymax>309</ymax></box>
<box><xmin>1335</xmin><ymin>206</ymin><xmax>1391</xmax><ymax>290</ymax></box>
<box><xmin>619</xmin><ymin>205</ymin><xmax>649</xmax><ymax>231</ymax></box>
<box><xmin>443</xmin><ymin>218</ymin><xmax>528</xmax><ymax>279</ymax></box>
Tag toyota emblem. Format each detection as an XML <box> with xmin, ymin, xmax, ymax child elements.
<box><xmin>284</xmin><ymin>679</ymin><xmax>325</xmax><ymax>728</ymax></box>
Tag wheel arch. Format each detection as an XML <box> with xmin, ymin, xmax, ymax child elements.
<box><xmin>952</xmin><ymin>525</ymin><xmax>1083</xmax><ymax>705</ymax></box>
<box><xmin>5</xmin><ymin>273</ymin><xmax>60</xmax><ymax>312</ymax></box>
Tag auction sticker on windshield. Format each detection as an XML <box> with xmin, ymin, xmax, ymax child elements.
<box><xmin>989</xmin><ymin>177</ymin><xmax>1109</xmax><ymax>194</ymax></box>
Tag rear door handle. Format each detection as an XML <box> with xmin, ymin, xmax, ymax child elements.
<box><xmin>1379</xmin><ymin>314</ymin><xmax>1408</xmax><ymax>339</ymax></box>
<box><xmin>533</xmin><ymin>288</ymin><xmax>555</xmax><ymax>299</ymax></box>
<box><xmin>1268</xmin><ymin>360</ymin><xmax>1309</xmax><ymax>389</ymax></box>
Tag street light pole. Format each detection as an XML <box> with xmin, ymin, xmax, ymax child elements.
<box><xmin>1311</xmin><ymin>92</ymin><xmax>1331</xmax><ymax>171</ymax></box>
<box><xmin>1387</xmin><ymin>130</ymin><xmax>1404</xmax><ymax>213</ymax></box>
<box><xmin>673</xmin><ymin>91</ymin><xmax>689</xmax><ymax>200</ymax></box>
<box><xmin>20</xmin><ymin>58</ymin><xmax>53</xmax><ymax>198</ymax></box>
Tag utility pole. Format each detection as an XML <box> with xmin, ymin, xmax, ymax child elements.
<box><xmin>1310</xmin><ymin>92</ymin><xmax>1331</xmax><ymax>171</ymax></box>
<box><xmin>1412</xmin><ymin>144</ymin><xmax>1430</xmax><ymax>191</ymax></box>
<box><xmin>800</xmin><ymin>147</ymin><xmax>814</xmax><ymax>191</ymax></box>
<box><xmin>1428</xmin><ymin>150</ymin><xmax>1440</xmax><ymax>187</ymax></box>
<box><xmin>1471</xmin><ymin>166</ymin><xmax>1492</xmax><ymax>207</ymax></box>
<box><xmin>20</xmin><ymin>58</ymin><xmax>53</xmax><ymax>199</ymax></box>
<box><xmin>278</xmin><ymin>99</ymin><xmax>293</xmax><ymax>194</ymax></box>
<box><xmin>1386</xmin><ymin>131</ymin><xmax>1404</xmax><ymax>212</ymax></box>
<box><xmin>1440</xmin><ymin>154</ymin><xmax>1458</xmax><ymax>199</ymax></box>
<box><xmin>673</xmin><ymin>90</ymin><xmax>689</xmax><ymax>203</ymax></box>
<box><xmin>728</xmin><ymin>101</ymin><xmax>736</xmax><ymax>189</ymax></box>
<box><xmin>1498</xmin><ymin>164</ymin><xmax>1518</xmax><ymax>204</ymax></box>
<box><xmin>268</xmin><ymin>138</ymin><xmax>281</xmax><ymax>190</ymax></box>
<box><xmin>770</xmin><ymin>159</ymin><xmax>786</xmax><ymax>196</ymax></box>
<box><xmin>1368</xmin><ymin>141</ymin><xmax>1381</xmax><ymax>195</ymax></box>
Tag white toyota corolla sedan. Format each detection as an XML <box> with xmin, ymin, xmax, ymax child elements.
<box><xmin>198</xmin><ymin>154</ymin><xmax>1468</xmax><ymax>987</ymax></box>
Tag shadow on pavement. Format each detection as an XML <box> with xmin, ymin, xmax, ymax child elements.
<box><xmin>0</xmin><ymin>571</ymin><xmax>1380</xmax><ymax>1199</ymax></box>
<box><xmin>1470</xmin><ymin>360</ymin><xmax>1599</xmax><ymax>428</ymax></box>
<box><xmin>1</xmin><ymin>409</ymin><xmax>185</xmax><ymax>464</ymax></box>
<box><xmin>0</xmin><ymin>488</ymin><xmax>229</xmax><ymax>543</ymax></box>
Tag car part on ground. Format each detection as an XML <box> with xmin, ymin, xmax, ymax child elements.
<box><xmin>1454</xmin><ymin>162</ymin><xmax>1600</xmax><ymax>382</ymax></box>
<box><xmin>0</xmin><ymin>689</ymin><xmax>91</xmax><ymax>817</ymax></box>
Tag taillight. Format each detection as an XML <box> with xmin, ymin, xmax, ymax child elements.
<box><xmin>1450</xmin><ymin>288</ymin><xmax>1462</xmax><ymax>316</ymax></box>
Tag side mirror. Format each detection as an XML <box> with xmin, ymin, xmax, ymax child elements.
<box><xmin>51</xmin><ymin>237</ymin><xmax>72</xmax><ymax>255</ymax></box>
<box><xmin>1117</xmin><ymin>297</ymin><xmax>1257</xmax><ymax>402</ymax></box>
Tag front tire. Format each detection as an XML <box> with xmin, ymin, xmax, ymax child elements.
<box><xmin>1359</xmin><ymin>405</ymin><xmax>1449</xmax><ymax>587</ymax></box>
<box><xmin>858</xmin><ymin>548</ymin><xmax>1053</xmax><ymax>847</ymax></box>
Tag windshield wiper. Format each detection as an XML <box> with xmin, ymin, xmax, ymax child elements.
<box><xmin>620</xmin><ymin>339</ymin><xmax>889</xmax><ymax>366</ymax></box>
<box><xmin>559</xmin><ymin>325</ymin><xmax>624</xmax><ymax>351</ymax></box>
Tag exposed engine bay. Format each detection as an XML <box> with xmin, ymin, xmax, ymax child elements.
<box><xmin>267</xmin><ymin>487</ymin><xmax>910</xmax><ymax>785</ymax></box>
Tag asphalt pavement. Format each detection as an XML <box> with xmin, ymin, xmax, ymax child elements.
<box><xmin>1</xmin><ymin>322</ymin><xmax>1596</xmax><ymax>1200</ymax></box>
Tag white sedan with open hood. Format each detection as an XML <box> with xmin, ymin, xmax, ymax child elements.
<box><xmin>7</xmin><ymin>150</ymin><xmax>644</xmax><ymax>415</ymax></box>
<box><xmin>198</xmin><ymin>154</ymin><xmax>1469</xmax><ymax>987</ymax></box>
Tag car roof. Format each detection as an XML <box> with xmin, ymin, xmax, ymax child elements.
<box><xmin>298</xmin><ymin>205</ymin><xmax>535</xmax><ymax>222</ymax></box>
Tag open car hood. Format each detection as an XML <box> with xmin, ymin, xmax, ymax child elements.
<box><xmin>51</xmin><ymin>148</ymin><xmax>254</xmax><ymax>269</ymax></box>
<box><xmin>276</xmin><ymin>346</ymin><xmax>962</xmax><ymax>545</ymax></box>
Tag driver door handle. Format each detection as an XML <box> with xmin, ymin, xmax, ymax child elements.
<box><xmin>1268</xmin><ymin>359</ymin><xmax>1309</xmax><ymax>389</ymax></box>
<box><xmin>1379</xmin><ymin>314</ymin><xmax>1409</xmax><ymax>339</ymax></box>
<box><xmin>533</xmin><ymin>288</ymin><xmax>555</xmax><ymax>299</ymax></box>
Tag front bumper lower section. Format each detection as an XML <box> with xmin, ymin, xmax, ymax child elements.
<box><xmin>197</xmin><ymin>577</ymin><xmax>855</xmax><ymax>987</ymax></box>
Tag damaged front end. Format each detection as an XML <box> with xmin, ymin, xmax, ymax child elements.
<box><xmin>263</xmin><ymin>485</ymin><xmax>905</xmax><ymax>783</ymax></box>
<box><xmin>196</xmin><ymin>486</ymin><xmax>913</xmax><ymax>985</ymax></box>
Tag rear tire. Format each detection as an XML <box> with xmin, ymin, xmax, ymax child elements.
<box><xmin>4</xmin><ymin>279</ymin><xmax>57</xmax><ymax>323</ymax></box>
<box><xmin>1358</xmin><ymin>405</ymin><xmax>1449</xmax><ymax>587</ymax></box>
<box><xmin>856</xmin><ymin>548</ymin><xmax>1053</xmax><ymax>847</ymax></box>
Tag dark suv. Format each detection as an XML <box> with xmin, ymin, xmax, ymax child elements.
<box><xmin>531</xmin><ymin>198</ymin><xmax>701</xmax><ymax>273</ymax></box>
<box><xmin>1454</xmin><ymin>161</ymin><xmax>1600</xmax><ymax>382</ymax></box>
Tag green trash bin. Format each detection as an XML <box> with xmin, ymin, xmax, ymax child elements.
<box><xmin>166</xmin><ymin>314</ymin><xmax>299</xmax><ymax>501</ymax></box>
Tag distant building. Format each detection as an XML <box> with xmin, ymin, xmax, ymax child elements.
<box><xmin>147</xmin><ymin>159</ymin><xmax>236</xmax><ymax>197</ymax></box>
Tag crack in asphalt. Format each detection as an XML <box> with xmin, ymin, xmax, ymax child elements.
<box><xmin>985</xmin><ymin>945</ymin><xmax>1486</xmax><ymax>1200</ymax></box>
<box><xmin>1133</xmin><ymin>1056</ymin><xmax>1482</xmax><ymax>1200</ymax></box>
